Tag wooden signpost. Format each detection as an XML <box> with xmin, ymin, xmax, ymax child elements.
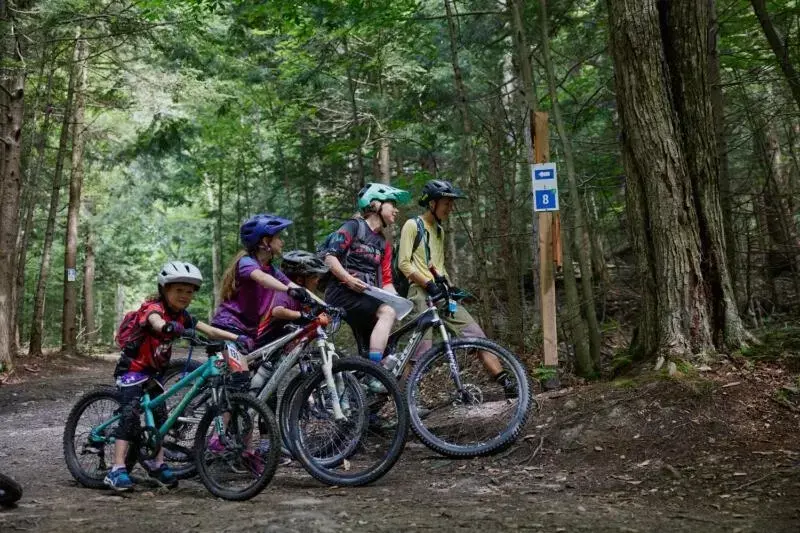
<box><xmin>532</xmin><ymin>112</ymin><xmax>559</xmax><ymax>378</ymax></box>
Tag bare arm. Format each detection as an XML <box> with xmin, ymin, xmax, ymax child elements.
<box><xmin>250</xmin><ymin>269</ymin><xmax>297</xmax><ymax>291</ymax></box>
<box><xmin>196</xmin><ymin>321</ymin><xmax>239</xmax><ymax>341</ymax></box>
<box><xmin>324</xmin><ymin>255</ymin><xmax>367</xmax><ymax>293</ymax></box>
<box><xmin>272</xmin><ymin>306</ymin><xmax>302</xmax><ymax>321</ymax></box>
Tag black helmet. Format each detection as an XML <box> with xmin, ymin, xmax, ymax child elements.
<box><xmin>418</xmin><ymin>180</ymin><xmax>467</xmax><ymax>207</ymax></box>
<box><xmin>281</xmin><ymin>250</ymin><xmax>329</xmax><ymax>277</ymax></box>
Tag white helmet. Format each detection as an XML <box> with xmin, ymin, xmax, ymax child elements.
<box><xmin>158</xmin><ymin>261</ymin><xmax>203</xmax><ymax>288</ymax></box>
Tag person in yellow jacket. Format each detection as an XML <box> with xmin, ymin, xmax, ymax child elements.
<box><xmin>397</xmin><ymin>179</ymin><xmax>516</xmax><ymax>397</ymax></box>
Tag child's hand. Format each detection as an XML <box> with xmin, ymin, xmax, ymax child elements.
<box><xmin>288</xmin><ymin>287</ymin><xmax>313</xmax><ymax>304</ymax></box>
<box><xmin>162</xmin><ymin>321</ymin><xmax>185</xmax><ymax>336</ymax></box>
<box><xmin>236</xmin><ymin>335</ymin><xmax>255</xmax><ymax>353</ymax></box>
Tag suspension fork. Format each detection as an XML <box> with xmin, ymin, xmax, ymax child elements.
<box><xmin>316</xmin><ymin>335</ymin><xmax>346</xmax><ymax>421</ymax></box>
<box><xmin>434</xmin><ymin>313</ymin><xmax>465</xmax><ymax>392</ymax></box>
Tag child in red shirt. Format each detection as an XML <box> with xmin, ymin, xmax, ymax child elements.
<box><xmin>105</xmin><ymin>262</ymin><xmax>243</xmax><ymax>492</ymax></box>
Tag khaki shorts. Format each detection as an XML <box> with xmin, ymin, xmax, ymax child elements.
<box><xmin>407</xmin><ymin>285</ymin><xmax>485</xmax><ymax>341</ymax></box>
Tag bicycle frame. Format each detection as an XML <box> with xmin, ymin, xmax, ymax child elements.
<box><xmin>89</xmin><ymin>353</ymin><xmax>225</xmax><ymax>446</ymax></box>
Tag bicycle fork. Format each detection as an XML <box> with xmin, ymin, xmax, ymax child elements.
<box><xmin>316</xmin><ymin>336</ymin><xmax>346</xmax><ymax>421</ymax></box>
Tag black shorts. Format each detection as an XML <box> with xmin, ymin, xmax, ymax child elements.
<box><xmin>325</xmin><ymin>283</ymin><xmax>380</xmax><ymax>347</ymax></box>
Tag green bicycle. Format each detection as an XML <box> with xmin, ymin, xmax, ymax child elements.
<box><xmin>63</xmin><ymin>338</ymin><xmax>280</xmax><ymax>501</ymax></box>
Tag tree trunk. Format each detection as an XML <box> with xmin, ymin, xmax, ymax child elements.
<box><xmin>709</xmin><ymin>0</ymin><xmax>737</xmax><ymax>300</ymax></box>
<box><xmin>378</xmin><ymin>136</ymin><xmax>391</xmax><ymax>183</ymax></box>
<box><xmin>750</xmin><ymin>0</ymin><xmax>800</xmax><ymax>110</ymax></box>
<box><xmin>303</xmin><ymin>166</ymin><xmax>315</xmax><ymax>251</ymax></box>
<box><xmin>443</xmin><ymin>0</ymin><xmax>493</xmax><ymax>334</ymax></box>
<box><xmin>206</xmin><ymin>174</ymin><xmax>222</xmax><ymax>312</ymax></box>
<box><xmin>509</xmin><ymin>0</ymin><xmax>541</xmax><ymax>324</ymax></box>
<box><xmin>539</xmin><ymin>0</ymin><xmax>602</xmax><ymax>368</ymax></box>
<box><xmin>82</xmin><ymin>201</ymin><xmax>96</xmax><ymax>344</ymax></box>
<box><xmin>0</xmin><ymin>3</ymin><xmax>29</xmax><ymax>368</ymax></box>
<box><xmin>113</xmin><ymin>284</ymin><xmax>124</xmax><ymax>346</ymax></box>
<box><xmin>756</xmin><ymin>121</ymin><xmax>800</xmax><ymax>292</ymax></box>
<box><xmin>14</xmin><ymin>64</ymin><xmax>55</xmax><ymax>351</ymax></box>
<box><xmin>61</xmin><ymin>34</ymin><xmax>88</xmax><ymax>356</ymax></box>
<box><xmin>30</xmin><ymin>60</ymin><xmax>75</xmax><ymax>358</ymax></box>
<box><xmin>607</xmin><ymin>0</ymin><xmax>746</xmax><ymax>360</ymax></box>
<box><xmin>487</xmin><ymin>89</ymin><xmax>524</xmax><ymax>353</ymax></box>
<box><xmin>343</xmin><ymin>38</ymin><xmax>365</xmax><ymax>189</ymax></box>
<box><xmin>560</xmin><ymin>219</ymin><xmax>592</xmax><ymax>376</ymax></box>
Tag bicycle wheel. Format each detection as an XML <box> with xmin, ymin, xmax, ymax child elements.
<box><xmin>0</xmin><ymin>472</ymin><xmax>22</xmax><ymax>506</ymax></box>
<box><xmin>288</xmin><ymin>358</ymin><xmax>408</xmax><ymax>486</ymax></box>
<box><xmin>63</xmin><ymin>386</ymin><xmax>137</xmax><ymax>489</ymax></box>
<box><xmin>194</xmin><ymin>393</ymin><xmax>280</xmax><ymax>501</ymax></box>
<box><xmin>161</xmin><ymin>359</ymin><xmax>207</xmax><ymax>479</ymax></box>
<box><xmin>406</xmin><ymin>338</ymin><xmax>531</xmax><ymax>457</ymax></box>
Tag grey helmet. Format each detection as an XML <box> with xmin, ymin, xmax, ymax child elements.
<box><xmin>281</xmin><ymin>250</ymin><xmax>329</xmax><ymax>277</ymax></box>
<box><xmin>158</xmin><ymin>261</ymin><xmax>203</xmax><ymax>288</ymax></box>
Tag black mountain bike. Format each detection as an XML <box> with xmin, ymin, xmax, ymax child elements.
<box><xmin>346</xmin><ymin>271</ymin><xmax>532</xmax><ymax>458</ymax></box>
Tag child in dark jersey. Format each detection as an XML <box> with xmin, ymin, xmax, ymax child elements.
<box><xmin>104</xmin><ymin>262</ymin><xmax>243</xmax><ymax>492</ymax></box>
<box><xmin>254</xmin><ymin>250</ymin><xmax>329</xmax><ymax>344</ymax></box>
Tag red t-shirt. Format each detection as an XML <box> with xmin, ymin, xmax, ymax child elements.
<box><xmin>126</xmin><ymin>300</ymin><xmax>195</xmax><ymax>374</ymax></box>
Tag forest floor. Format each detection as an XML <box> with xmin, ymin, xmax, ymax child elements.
<box><xmin>0</xmin><ymin>350</ymin><xmax>799</xmax><ymax>532</ymax></box>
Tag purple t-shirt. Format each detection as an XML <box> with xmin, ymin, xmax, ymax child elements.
<box><xmin>257</xmin><ymin>291</ymin><xmax>302</xmax><ymax>339</ymax></box>
<box><xmin>211</xmin><ymin>256</ymin><xmax>291</xmax><ymax>338</ymax></box>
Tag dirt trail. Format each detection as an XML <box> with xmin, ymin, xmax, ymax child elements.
<box><xmin>0</xmin><ymin>357</ymin><xmax>798</xmax><ymax>532</ymax></box>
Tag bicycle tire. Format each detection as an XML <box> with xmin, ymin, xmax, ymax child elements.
<box><xmin>63</xmin><ymin>386</ymin><xmax>137</xmax><ymax>489</ymax></box>
<box><xmin>278</xmin><ymin>372</ymin><xmax>307</xmax><ymax>456</ymax></box>
<box><xmin>405</xmin><ymin>338</ymin><xmax>531</xmax><ymax>458</ymax></box>
<box><xmin>194</xmin><ymin>393</ymin><xmax>280</xmax><ymax>501</ymax></box>
<box><xmin>0</xmin><ymin>472</ymin><xmax>22</xmax><ymax>506</ymax></box>
<box><xmin>161</xmin><ymin>359</ymin><xmax>206</xmax><ymax>479</ymax></box>
<box><xmin>287</xmin><ymin>358</ymin><xmax>408</xmax><ymax>487</ymax></box>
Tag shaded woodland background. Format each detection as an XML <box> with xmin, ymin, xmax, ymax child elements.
<box><xmin>1</xmin><ymin>0</ymin><xmax>799</xmax><ymax>379</ymax></box>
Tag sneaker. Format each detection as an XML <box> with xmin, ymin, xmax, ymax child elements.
<box><xmin>145</xmin><ymin>463</ymin><xmax>178</xmax><ymax>489</ymax></box>
<box><xmin>207</xmin><ymin>434</ymin><xmax>225</xmax><ymax>453</ymax></box>
<box><xmin>279</xmin><ymin>453</ymin><xmax>293</xmax><ymax>467</ymax></box>
<box><xmin>495</xmin><ymin>371</ymin><xmax>518</xmax><ymax>400</ymax></box>
<box><xmin>240</xmin><ymin>450</ymin><xmax>265</xmax><ymax>476</ymax></box>
<box><xmin>104</xmin><ymin>468</ymin><xmax>134</xmax><ymax>492</ymax></box>
<box><xmin>364</xmin><ymin>376</ymin><xmax>388</xmax><ymax>395</ymax></box>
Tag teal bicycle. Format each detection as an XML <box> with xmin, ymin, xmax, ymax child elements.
<box><xmin>63</xmin><ymin>338</ymin><xmax>280</xmax><ymax>501</ymax></box>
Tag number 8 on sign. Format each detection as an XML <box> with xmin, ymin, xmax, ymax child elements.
<box><xmin>534</xmin><ymin>189</ymin><xmax>558</xmax><ymax>212</ymax></box>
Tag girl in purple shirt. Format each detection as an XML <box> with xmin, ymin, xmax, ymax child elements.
<box><xmin>212</xmin><ymin>214</ymin><xmax>311</xmax><ymax>348</ymax></box>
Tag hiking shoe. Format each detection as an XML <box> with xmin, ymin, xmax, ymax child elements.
<box><xmin>104</xmin><ymin>468</ymin><xmax>134</xmax><ymax>492</ymax></box>
<box><xmin>495</xmin><ymin>371</ymin><xmax>518</xmax><ymax>400</ymax></box>
<box><xmin>144</xmin><ymin>463</ymin><xmax>178</xmax><ymax>489</ymax></box>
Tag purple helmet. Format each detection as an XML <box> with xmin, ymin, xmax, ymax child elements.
<box><xmin>240</xmin><ymin>214</ymin><xmax>293</xmax><ymax>250</ymax></box>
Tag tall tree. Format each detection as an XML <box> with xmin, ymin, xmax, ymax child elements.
<box><xmin>61</xmin><ymin>34</ymin><xmax>88</xmax><ymax>355</ymax></box>
<box><xmin>607</xmin><ymin>0</ymin><xmax>747</xmax><ymax>359</ymax></box>
<box><xmin>29</xmin><ymin>57</ymin><xmax>75</xmax><ymax>358</ymax></box>
<box><xmin>0</xmin><ymin>1</ymin><xmax>31</xmax><ymax>368</ymax></box>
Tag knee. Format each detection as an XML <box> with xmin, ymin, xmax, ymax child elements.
<box><xmin>376</xmin><ymin>305</ymin><xmax>396</xmax><ymax>323</ymax></box>
<box><xmin>115</xmin><ymin>403</ymin><xmax>141</xmax><ymax>440</ymax></box>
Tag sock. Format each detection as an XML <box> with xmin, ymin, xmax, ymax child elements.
<box><xmin>368</xmin><ymin>351</ymin><xmax>382</xmax><ymax>363</ymax></box>
<box><xmin>112</xmin><ymin>464</ymin><xmax>127</xmax><ymax>472</ymax></box>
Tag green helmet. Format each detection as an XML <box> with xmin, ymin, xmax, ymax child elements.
<box><xmin>356</xmin><ymin>182</ymin><xmax>411</xmax><ymax>210</ymax></box>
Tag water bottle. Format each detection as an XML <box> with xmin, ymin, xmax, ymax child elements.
<box><xmin>383</xmin><ymin>353</ymin><xmax>400</xmax><ymax>372</ymax></box>
<box><xmin>448</xmin><ymin>299</ymin><xmax>457</xmax><ymax>315</ymax></box>
<box><xmin>250</xmin><ymin>362</ymin><xmax>272</xmax><ymax>392</ymax></box>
